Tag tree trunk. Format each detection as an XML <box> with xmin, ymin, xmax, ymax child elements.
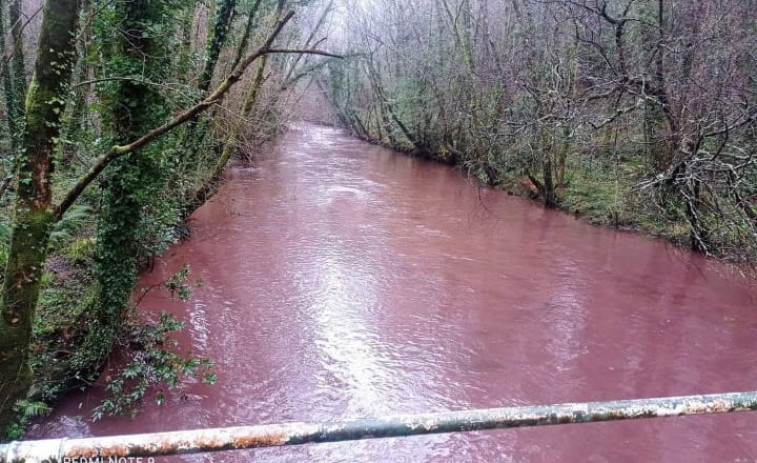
<box><xmin>192</xmin><ymin>57</ymin><xmax>268</xmax><ymax>214</ymax></box>
<box><xmin>0</xmin><ymin>0</ymin><xmax>81</xmax><ymax>432</ymax></box>
<box><xmin>176</xmin><ymin>4</ymin><xmax>197</xmax><ymax>82</ymax></box>
<box><xmin>542</xmin><ymin>156</ymin><xmax>557</xmax><ymax>208</ymax></box>
<box><xmin>186</xmin><ymin>3</ymin><xmax>281</xmax><ymax>217</ymax></box>
<box><xmin>61</xmin><ymin>0</ymin><xmax>93</xmax><ymax>164</ymax></box>
<box><xmin>685</xmin><ymin>178</ymin><xmax>709</xmax><ymax>253</ymax></box>
<box><xmin>87</xmin><ymin>0</ymin><xmax>172</xmax><ymax>375</ymax></box>
<box><xmin>183</xmin><ymin>0</ymin><xmax>264</xmax><ymax>166</ymax></box>
<box><xmin>9</xmin><ymin>0</ymin><xmax>25</xmax><ymax>104</ymax></box>
<box><xmin>197</xmin><ymin>0</ymin><xmax>238</xmax><ymax>94</ymax></box>
<box><xmin>179</xmin><ymin>0</ymin><xmax>240</xmax><ymax>165</ymax></box>
<box><xmin>0</xmin><ymin>0</ymin><xmax>22</xmax><ymax>153</ymax></box>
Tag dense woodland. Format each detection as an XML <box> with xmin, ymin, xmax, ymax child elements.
<box><xmin>322</xmin><ymin>0</ymin><xmax>757</xmax><ymax>258</ymax></box>
<box><xmin>0</xmin><ymin>0</ymin><xmax>756</xmax><ymax>439</ymax></box>
<box><xmin>0</xmin><ymin>0</ymin><xmax>339</xmax><ymax>437</ymax></box>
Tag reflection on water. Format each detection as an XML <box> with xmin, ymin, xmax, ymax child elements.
<box><xmin>30</xmin><ymin>123</ymin><xmax>757</xmax><ymax>463</ymax></box>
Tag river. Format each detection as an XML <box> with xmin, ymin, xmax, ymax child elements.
<box><xmin>30</xmin><ymin>123</ymin><xmax>757</xmax><ymax>462</ymax></box>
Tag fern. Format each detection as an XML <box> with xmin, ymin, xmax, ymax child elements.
<box><xmin>48</xmin><ymin>205</ymin><xmax>92</xmax><ymax>249</ymax></box>
<box><xmin>0</xmin><ymin>221</ymin><xmax>11</xmax><ymax>271</ymax></box>
<box><xmin>0</xmin><ymin>221</ymin><xmax>11</xmax><ymax>243</ymax></box>
<box><xmin>14</xmin><ymin>400</ymin><xmax>52</xmax><ymax>419</ymax></box>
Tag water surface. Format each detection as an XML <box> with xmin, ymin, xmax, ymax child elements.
<box><xmin>32</xmin><ymin>123</ymin><xmax>757</xmax><ymax>462</ymax></box>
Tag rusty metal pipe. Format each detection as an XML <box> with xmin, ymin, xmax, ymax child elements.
<box><xmin>3</xmin><ymin>391</ymin><xmax>757</xmax><ymax>462</ymax></box>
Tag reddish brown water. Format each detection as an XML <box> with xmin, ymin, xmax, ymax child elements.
<box><xmin>31</xmin><ymin>123</ymin><xmax>757</xmax><ymax>462</ymax></box>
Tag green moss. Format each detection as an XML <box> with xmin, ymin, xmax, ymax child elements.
<box><xmin>561</xmin><ymin>165</ymin><xmax>635</xmax><ymax>227</ymax></box>
<box><xmin>65</xmin><ymin>237</ymin><xmax>96</xmax><ymax>264</ymax></box>
<box><xmin>31</xmin><ymin>275</ymin><xmax>99</xmax><ymax>400</ymax></box>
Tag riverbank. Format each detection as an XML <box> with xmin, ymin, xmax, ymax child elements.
<box><xmin>328</xmin><ymin>122</ymin><xmax>756</xmax><ymax>267</ymax></box>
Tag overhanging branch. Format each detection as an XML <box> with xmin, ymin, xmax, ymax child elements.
<box><xmin>54</xmin><ymin>10</ymin><xmax>343</xmax><ymax>221</ymax></box>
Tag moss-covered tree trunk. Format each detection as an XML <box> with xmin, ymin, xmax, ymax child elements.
<box><xmin>180</xmin><ymin>0</ymin><xmax>239</xmax><ymax>156</ymax></box>
<box><xmin>87</xmin><ymin>0</ymin><xmax>172</xmax><ymax>371</ymax></box>
<box><xmin>186</xmin><ymin>56</ymin><xmax>269</xmax><ymax>217</ymax></box>
<box><xmin>61</xmin><ymin>0</ymin><xmax>93</xmax><ymax>163</ymax></box>
<box><xmin>9</xmin><ymin>0</ymin><xmax>26</xmax><ymax>105</ymax></box>
<box><xmin>0</xmin><ymin>0</ymin><xmax>80</xmax><ymax>432</ymax></box>
<box><xmin>185</xmin><ymin>2</ymin><xmax>279</xmax><ymax>217</ymax></box>
<box><xmin>197</xmin><ymin>0</ymin><xmax>238</xmax><ymax>94</ymax></box>
<box><xmin>176</xmin><ymin>4</ymin><xmax>196</xmax><ymax>83</ymax></box>
<box><xmin>0</xmin><ymin>0</ymin><xmax>22</xmax><ymax>153</ymax></box>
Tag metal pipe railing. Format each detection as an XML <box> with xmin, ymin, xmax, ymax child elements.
<box><xmin>3</xmin><ymin>391</ymin><xmax>757</xmax><ymax>463</ymax></box>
